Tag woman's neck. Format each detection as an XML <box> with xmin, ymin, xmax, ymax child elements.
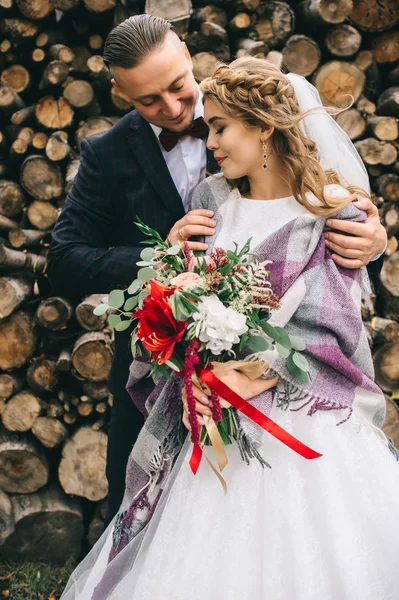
<box><xmin>245</xmin><ymin>157</ymin><xmax>293</xmax><ymax>201</ymax></box>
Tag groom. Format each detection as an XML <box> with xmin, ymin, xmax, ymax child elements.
<box><xmin>47</xmin><ymin>15</ymin><xmax>387</xmax><ymax>525</ymax></box>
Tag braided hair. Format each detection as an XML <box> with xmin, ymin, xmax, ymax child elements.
<box><xmin>200</xmin><ymin>58</ymin><xmax>367</xmax><ymax>217</ymax></box>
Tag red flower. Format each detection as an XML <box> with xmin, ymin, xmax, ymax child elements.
<box><xmin>134</xmin><ymin>279</ymin><xmax>188</xmax><ymax>365</ymax></box>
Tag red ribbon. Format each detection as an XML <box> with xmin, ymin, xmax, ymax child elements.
<box><xmin>189</xmin><ymin>367</ymin><xmax>322</xmax><ymax>473</ymax></box>
<box><xmin>189</xmin><ymin>443</ymin><xmax>203</xmax><ymax>474</ymax></box>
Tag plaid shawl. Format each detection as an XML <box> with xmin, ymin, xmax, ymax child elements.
<box><xmin>93</xmin><ymin>176</ymin><xmax>388</xmax><ymax>596</ymax></box>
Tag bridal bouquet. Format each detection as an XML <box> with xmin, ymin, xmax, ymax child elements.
<box><xmin>94</xmin><ymin>219</ymin><xmax>316</xmax><ymax>477</ymax></box>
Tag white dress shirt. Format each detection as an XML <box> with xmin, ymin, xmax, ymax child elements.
<box><xmin>150</xmin><ymin>90</ymin><xmax>207</xmax><ymax>212</ymax></box>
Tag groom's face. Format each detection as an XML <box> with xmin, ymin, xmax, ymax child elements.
<box><xmin>111</xmin><ymin>32</ymin><xmax>199</xmax><ymax>132</ymax></box>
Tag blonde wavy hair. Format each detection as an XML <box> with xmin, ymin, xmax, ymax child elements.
<box><xmin>200</xmin><ymin>57</ymin><xmax>368</xmax><ymax>217</ymax></box>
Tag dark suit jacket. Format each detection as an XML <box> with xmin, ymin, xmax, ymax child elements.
<box><xmin>47</xmin><ymin>109</ymin><xmax>218</xmax><ymax>399</ymax></box>
<box><xmin>48</xmin><ymin>108</ymin><xmax>383</xmax><ymax>399</ymax></box>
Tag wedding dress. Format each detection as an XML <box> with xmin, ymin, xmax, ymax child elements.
<box><xmin>62</xmin><ymin>189</ymin><xmax>399</xmax><ymax>600</ymax></box>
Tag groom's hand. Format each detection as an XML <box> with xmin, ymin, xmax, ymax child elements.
<box><xmin>167</xmin><ymin>209</ymin><xmax>216</xmax><ymax>251</ymax></box>
<box><xmin>323</xmin><ymin>197</ymin><xmax>387</xmax><ymax>269</ymax></box>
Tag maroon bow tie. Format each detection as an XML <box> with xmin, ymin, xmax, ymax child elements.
<box><xmin>159</xmin><ymin>117</ymin><xmax>208</xmax><ymax>152</ymax></box>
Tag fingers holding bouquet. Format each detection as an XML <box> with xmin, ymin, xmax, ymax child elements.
<box><xmin>182</xmin><ymin>382</ymin><xmax>213</xmax><ymax>430</ymax></box>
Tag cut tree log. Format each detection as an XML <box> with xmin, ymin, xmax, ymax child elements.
<box><xmin>47</xmin><ymin>44</ymin><xmax>75</xmax><ymax>64</ymax></box>
<box><xmin>36</xmin><ymin>296</ymin><xmax>74</xmax><ymax>330</ymax></box>
<box><xmin>56</xmin><ymin>348</ymin><xmax>71</xmax><ymax>372</ymax></box>
<box><xmin>39</xmin><ymin>60</ymin><xmax>70</xmax><ymax>89</ymax></box>
<box><xmin>145</xmin><ymin>0</ymin><xmax>192</xmax><ymax>35</ymax></box>
<box><xmin>382</xmin><ymin>398</ymin><xmax>399</xmax><ymax>449</ymax></box>
<box><xmin>0</xmin><ymin>18</ymin><xmax>38</xmax><ymax>45</ymax></box>
<box><xmin>45</xmin><ymin>130</ymin><xmax>71</xmax><ymax>162</ymax></box>
<box><xmin>0</xmin><ymin>244</ymin><xmax>47</xmax><ymax>273</ymax></box>
<box><xmin>1</xmin><ymin>64</ymin><xmax>30</xmax><ymax>93</ymax></box>
<box><xmin>335</xmin><ymin>108</ymin><xmax>366</xmax><ymax>140</ymax></box>
<box><xmin>0</xmin><ymin>427</ymin><xmax>49</xmax><ymax>493</ymax></box>
<box><xmin>254</xmin><ymin>1</ymin><xmax>295</xmax><ymax>49</ymax></box>
<box><xmin>192</xmin><ymin>5</ymin><xmax>227</xmax><ymax>29</ymax></box>
<box><xmin>27</xmin><ymin>200</ymin><xmax>60</xmax><ymax>230</ymax></box>
<box><xmin>0</xmin><ymin>489</ymin><xmax>14</xmax><ymax>547</ymax></box>
<box><xmin>371</xmin><ymin>31</ymin><xmax>399</xmax><ymax>64</ymax></box>
<box><xmin>385</xmin><ymin>236</ymin><xmax>398</xmax><ymax>257</ymax></box>
<box><xmin>11</xmin><ymin>104</ymin><xmax>36</xmax><ymax>125</ymax></box>
<box><xmin>8</xmin><ymin>227</ymin><xmax>49</xmax><ymax>249</ymax></box>
<box><xmin>87</xmin><ymin>498</ymin><xmax>107</xmax><ymax>546</ymax></box>
<box><xmin>27</xmin><ymin>357</ymin><xmax>59</xmax><ymax>392</ymax></box>
<box><xmin>376</xmin><ymin>87</ymin><xmax>399</xmax><ymax>117</ymax></box>
<box><xmin>63</xmin><ymin>79</ymin><xmax>101</xmax><ymax>117</ymax></box>
<box><xmin>58</xmin><ymin>427</ymin><xmax>108</xmax><ymax>501</ymax></box>
<box><xmin>192</xmin><ymin>52</ymin><xmax>219</xmax><ymax>82</ymax></box>
<box><xmin>0</xmin><ymin>180</ymin><xmax>25</xmax><ymax>218</ymax></box>
<box><xmin>1</xmin><ymin>390</ymin><xmax>41</xmax><ymax>432</ymax></box>
<box><xmin>71</xmin><ymin>331</ymin><xmax>113</xmax><ymax>382</ymax></box>
<box><xmin>0</xmin><ymin>373</ymin><xmax>24</xmax><ymax>400</ymax></box>
<box><xmin>84</xmin><ymin>0</ymin><xmax>116</xmax><ymax>12</ymax></box>
<box><xmin>0</xmin><ymin>483</ymin><xmax>83</xmax><ymax>564</ymax></box>
<box><xmin>349</xmin><ymin>0</ymin><xmax>399</xmax><ymax>32</ymax></box>
<box><xmin>325</xmin><ymin>24</ymin><xmax>361</xmax><ymax>57</ymax></box>
<box><xmin>357</xmin><ymin>95</ymin><xmax>376</xmax><ymax>115</ymax></box>
<box><xmin>0</xmin><ymin>310</ymin><xmax>36</xmax><ymax>369</ymax></box>
<box><xmin>20</xmin><ymin>154</ymin><xmax>63</xmax><ymax>199</ymax></box>
<box><xmin>375</xmin><ymin>174</ymin><xmax>399</xmax><ymax>203</ymax></box>
<box><xmin>313</xmin><ymin>61</ymin><xmax>365</xmax><ymax>107</ymax></box>
<box><xmin>75</xmin><ymin>116</ymin><xmax>114</xmax><ymax>148</ymax></box>
<box><xmin>367</xmin><ymin>116</ymin><xmax>398</xmax><ymax>141</ymax></box>
<box><xmin>31</xmin><ymin>417</ymin><xmax>68</xmax><ymax>447</ymax></box>
<box><xmin>370</xmin><ymin>317</ymin><xmax>399</xmax><ymax>344</ymax></box>
<box><xmin>378</xmin><ymin>251</ymin><xmax>399</xmax><ymax>321</ymax></box>
<box><xmin>298</xmin><ymin>0</ymin><xmax>353</xmax><ymax>24</ymax></box>
<box><xmin>82</xmin><ymin>380</ymin><xmax>109</xmax><ymax>400</ymax></box>
<box><xmin>0</xmin><ymin>85</ymin><xmax>25</xmax><ymax>117</ymax></box>
<box><xmin>65</xmin><ymin>158</ymin><xmax>79</xmax><ymax>194</ymax></box>
<box><xmin>355</xmin><ymin>138</ymin><xmax>397</xmax><ymax>166</ymax></box>
<box><xmin>373</xmin><ymin>342</ymin><xmax>399</xmax><ymax>392</ymax></box>
<box><xmin>31</xmin><ymin>131</ymin><xmax>48</xmax><ymax>150</ymax></box>
<box><xmin>35</xmin><ymin>95</ymin><xmax>74</xmax><ymax>130</ymax></box>
<box><xmin>282</xmin><ymin>34</ymin><xmax>320</xmax><ymax>76</ymax></box>
<box><xmin>16</xmin><ymin>0</ymin><xmax>54</xmax><ymax>20</ymax></box>
<box><xmin>75</xmin><ymin>294</ymin><xmax>108</xmax><ymax>331</ymax></box>
<box><xmin>0</xmin><ymin>275</ymin><xmax>33</xmax><ymax>319</ymax></box>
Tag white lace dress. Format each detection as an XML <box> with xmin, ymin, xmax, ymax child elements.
<box><xmin>62</xmin><ymin>193</ymin><xmax>399</xmax><ymax>600</ymax></box>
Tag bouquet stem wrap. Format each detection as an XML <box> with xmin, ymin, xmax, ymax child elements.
<box><xmin>189</xmin><ymin>366</ymin><xmax>322</xmax><ymax>477</ymax></box>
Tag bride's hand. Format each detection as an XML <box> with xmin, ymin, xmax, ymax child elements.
<box><xmin>181</xmin><ymin>368</ymin><xmax>279</xmax><ymax>431</ymax></box>
<box><xmin>182</xmin><ymin>382</ymin><xmax>212</xmax><ymax>430</ymax></box>
<box><xmin>210</xmin><ymin>363</ymin><xmax>279</xmax><ymax>402</ymax></box>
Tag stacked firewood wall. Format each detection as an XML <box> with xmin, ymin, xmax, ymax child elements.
<box><xmin>0</xmin><ymin>0</ymin><xmax>398</xmax><ymax>563</ymax></box>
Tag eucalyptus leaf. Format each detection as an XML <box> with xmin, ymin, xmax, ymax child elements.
<box><xmin>140</xmin><ymin>247</ymin><xmax>156</xmax><ymax>261</ymax></box>
<box><xmin>124</xmin><ymin>296</ymin><xmax>139</xmax><ymax>312</ymax></box>
<box><xmin>289</xmin><ymin>335</ymin><xmax>306</xmax><ymax>351</ymax></box>
<box><xmin>273</xmin><ymin>326</ymin><xmax>292</xmax><ymax>349</ymax></box>
<box><xmin>108</xmin><ymin>289</ymin><xmax>125</xmax><ymax>309</ymax></box>
<box><xmin>287</xmin><ymin>354</ymin><xmax>310</xmax><ymax>384</ymax></box>
<box><xmin>137</xmin><ymin>291</ymin><xmax>149</xmax><ymax>307</ymax></box>
<box><xmin>137</xmin><ymin>267</ymin><xmax>157</xmax><ymax>282</ymax></box>
<box><xmin>136</xmin><ymin>260</ymin><xmax>153</xmax><ymax>267</ymax></box>
<box><xmin>128</xmin><ymin>279</ymin><xmax>141</xmax><ymax>295</ymax></box>
<box><xmin>260</xmin><ymin>321</ymin><xmax>280</xmax><ymax>341</ymax></box>
<box><xmin>276</xmin><ymin>342</ymin><xmax>290</xmax><ymax>358</ymax></box>
<box><xmin>292</xmin><ymin>351</ymin><xmax>310</xmax><ymax>372</ymax></box>
<box><xmin>167</xmin><ymin>245</ymin><xmax>182</xmax><ymax>255</ymax></box>
<box><xmin>247</xmin><ymin>335</ymin><xmax>269</xmax><ymax>353</ymax></box>
<box><xmin>93</xmin><ymin>303</ymin><xmax>109</xmax><ymax>316</ymax></box>
<box><xmin>108</xmin><ymin>314</ymin><xmax>121</xmax><ymax>328</ymax></box>
<box><xmin>115</xmin><ymin>319</ymin><xmax>133</xmax><ymax>332</ymax></box>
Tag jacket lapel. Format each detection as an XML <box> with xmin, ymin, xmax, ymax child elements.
<box><xmin>127</xmin><ymin>111</ymin><xmax>185</xmax><ymax>221</ymax></box>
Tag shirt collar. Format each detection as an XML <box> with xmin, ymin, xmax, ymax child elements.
<box><xmin>150</xmin><ymin>87</ymin><xmax>204</xmax><ymax>140</ymax></box>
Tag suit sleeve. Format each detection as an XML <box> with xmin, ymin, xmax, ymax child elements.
<box><xmin>366</xmin><ymin>254</ymin><xmax>384</xmax><ymax>276</ymax></box>
<box><xmin>47</xmin><ymin>137</ymin><xmax>142</xmax><ymax>300</ymax></box>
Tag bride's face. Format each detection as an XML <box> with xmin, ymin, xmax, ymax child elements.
<box><xmin>204</xmin><ymin>98</ymin><xmax>264</xmax><ymax>179</ymax></box>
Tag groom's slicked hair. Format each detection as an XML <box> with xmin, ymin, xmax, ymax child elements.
<box><xmin>103</xmin><ymin>15</ymin><xmax>172</xmax><ymax>70</ymax></box>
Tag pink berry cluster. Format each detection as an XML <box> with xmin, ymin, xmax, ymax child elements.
<box><xmin>183</xmin><ymin>340</ymin><xmax>201</xmax><ymax>444</ymax></box>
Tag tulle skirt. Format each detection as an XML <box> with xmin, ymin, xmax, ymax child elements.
<box><xmin>62</xmin><ymin>399</ymin><xmax>399</xmax><ymax>600</ymax></box>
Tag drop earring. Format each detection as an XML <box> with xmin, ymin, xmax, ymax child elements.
<box><xmin>261</xmin><ymin>137</ymin><xmax>268</xmax><ymax>170</ymax></box>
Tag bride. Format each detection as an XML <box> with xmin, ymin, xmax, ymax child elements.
<box><xmin>62</xmin><ymin>59</ymin><xmax>399</xmax><ymax>600</ymax></box>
